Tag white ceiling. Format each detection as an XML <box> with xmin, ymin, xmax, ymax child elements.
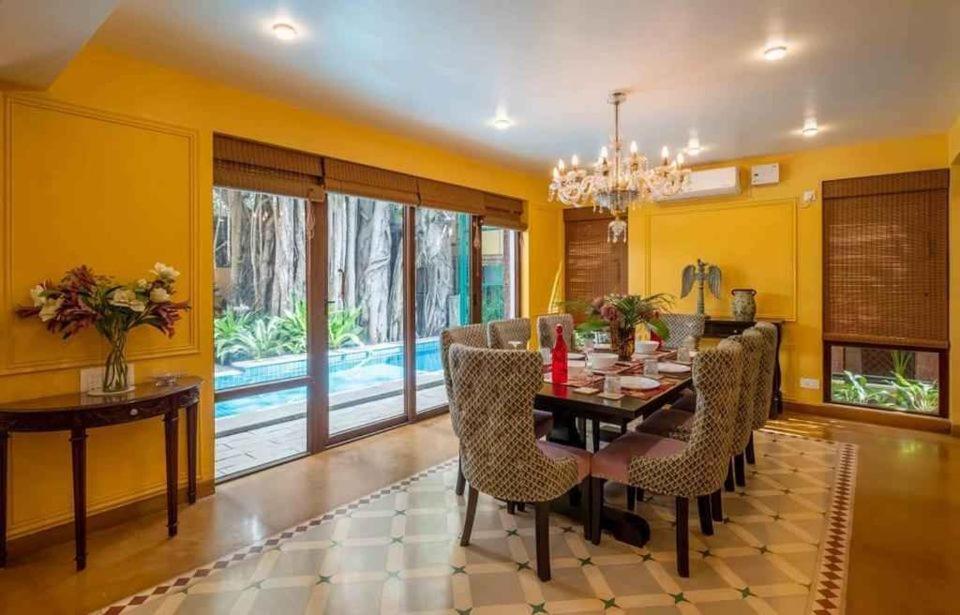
<box><xmin>85</xmin><ymin>0</ymin><xmax>960</xmax><ymax>171</ymax></box>
<box><xmin>0</xmin><ymin>0</ymin><xmax>119</xmax><ymax>89</ymax></box>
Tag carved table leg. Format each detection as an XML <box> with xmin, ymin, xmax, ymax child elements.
<box><xmin>0</xmin><ymin>430</ymin><xmax>8</xmax><ymax>568</ymax></box>
<box><xmin>164</xmin><ymin>409</ymin><xmax>179</xmax><ymax>537</ymax></box>
<box><xmin>70</xmin><ymin>426</ymin><xmax>87</xmax><ymax>571</ymax></box>
<box><xmin>186</xmin><ymin>402</ymin><xmax>198</xmax><ymax>504</ymax></box>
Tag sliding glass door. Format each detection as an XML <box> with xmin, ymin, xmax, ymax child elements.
<box><xmin>327</xmin><ymin>193</ymin><xmax>408</xmax><ymax>436</ymax></box>
<box><xmin>414</xmin><ymin>208</ymin><xmax>472</xmax><ymax>414</ymax></box>
<box><xmin>212</xmin><ymin>187</ymin><xmax>310</xmax><ymax>480</ymax></box>
<box><xmin>481</xmin><ymin>225</ymin><xmax>519</xmax><ymax>321</ymax></box>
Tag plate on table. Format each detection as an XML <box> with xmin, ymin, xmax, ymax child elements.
<box><xmin>658</xmin><ymin>362</ymin><xmax>691</xmax><ymax>373</ymax></box>
<box><xmin>568</xmin><ymin>352</ymin><xmax>585</xmax><ymax>360</ymax></box>
<box><xmin>619</xmin><ymin>376</ymin><xmax>661</xmax><ymax>390</ymax></box>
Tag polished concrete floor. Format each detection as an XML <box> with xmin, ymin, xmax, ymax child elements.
<box><xmin>0</xmin><ymin>412</ymin><xmax>957</xmax><ymax>614</ymax></box>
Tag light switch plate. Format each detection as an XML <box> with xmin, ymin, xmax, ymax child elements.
<box><xmin>799</xmin><ymin>377</ymin><xmax>820</xmax><ymax>390</ymax></box>
<box><xmin>80</xmin><ymin>364</ymin><xmax>135</xmax><ymax>393</ymax></box>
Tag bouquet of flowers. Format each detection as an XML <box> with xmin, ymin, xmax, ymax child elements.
<box><xmin>16</xmin><ymin>263</ymin><xmax>190</xmax><ymax>394</ymax></box>
<box><xmin>581</xmin><ymin>293</ymin><xmax>672</xmax><ymax>359</ymax></box>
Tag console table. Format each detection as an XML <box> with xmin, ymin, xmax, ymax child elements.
<box><xmin>702</xmin><ymin>318</ymin><xmax>784</xmax><ymax>416</ymax></box>
<box><xmin>0</xmin><ymin>377</ymin><xmax>201</xmax><ymax>570</ymax></box>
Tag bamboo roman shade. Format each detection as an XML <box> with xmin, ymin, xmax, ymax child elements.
<box><xmin>417</xmin><ymin>178</ymin><xmax>486</xmax><ymax>215</ymax></box>
<box><xmin>324</xmin><ymin>158</ymin><xmax>421</xmax><ymax>204</ymax></box>
<box><xmin>213</xmin><ymin>133</ymin><xmax>526</xmax><ymax>225</ymax></box>
<box><xmin>564</xmin><ymin>209</ymin><xmax>627</xmax><ymax>315</ymax></box>
<box><xmin>482</xmin><ymin>192</ymin><xmax>526</xmax><ymax>230</ymax></box>
<box><xmin>822</xmin><ymin>169</ymin><xmax>949</xmax><ymax>349</ymax></box>
<box><xmin>213</xmin><ymin>134</ymin><xmax>323</xmax><ymax>199</ymax></box>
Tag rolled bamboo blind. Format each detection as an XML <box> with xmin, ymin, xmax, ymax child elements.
<box><xmin>482</xmin><ymin>192</ymin><xmax>526</xmax><ymax>230</ymax></box>
<box><xmin>213</xmin><ymin>134</ymin><xmax>323</xmax><ymax>199</ymax></box>
<box><xmin>324</xmin><ymin>158</ymin><xmax>420</xmax><ymax>205</ymax></box>
<box><xmin>822</xmin><ymin>169</ymin><xmax>949</xmax><ymax>349</ymax></box>
<box><xmin>213</xmin><ymin>133</ymin><xmax>526</xmax><ymax>223</ymax></box>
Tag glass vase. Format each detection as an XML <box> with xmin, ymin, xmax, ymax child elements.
<box><xmin>101</xmin><ymin>329</ymin><xmax>131</xmax><ymax>393</ymax></box>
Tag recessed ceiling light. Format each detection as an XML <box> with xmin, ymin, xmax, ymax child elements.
<box><xmin>491</xmin><ymin>115</ymin><xmax>514</xmax><ymax>130</ymax></box>
<box><xmin>272</xmin><ymin>23</ymin><xmax>298</xmax><ymax>41</ymax></box>
<box><xmin>685</xmin><ymin>136</ymin><xmax>702</xmax><ymax>156</ymax></box>
<box><xmin>763</xmin><ymin>45</ymin><xmax>788</xmax><ymax>61</ymax></box>
<box><xmin>802</xmin><ymin>117</ymin><xmax>819</xmax><ymax>137</ymax></box>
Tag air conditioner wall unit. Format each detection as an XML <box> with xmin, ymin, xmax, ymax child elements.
<box><xmin>656</xmin><ymin>166</ymin><xmax>740</xmax><ymax>202</ymax></box>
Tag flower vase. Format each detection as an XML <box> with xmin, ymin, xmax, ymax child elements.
<box><xmin>92</xmin><ymin>329</ymin><xmax>134</xmax><ymax>395</ymax></box>
<box><xmin>611</xmin><ymin>326</ymin><xmax>636</xmax><ymax>361</ymax></box>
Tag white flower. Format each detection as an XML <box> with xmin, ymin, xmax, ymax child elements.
<box><xmin>38</xmin><ymin>297</ymin><xmax>62</xmax><ymax>322</ymax></box>
<box><xmin>29</xmin><ymin>285</ymin><xmax>46</xmax><ymax>307</ymax></box>
<box><xmin>151</xmin><ymin>263</ymin><xmax>180</xmax><ymax>282</ymax></box>
<box><xmin>149</xmin><ymin>287</ymin><xmax>171</xmax><ymax>303</ymax></box>
<box><xmin>109</xmin><ymin>288</ymin><xmax>139</xmax><ymax>309</ymax></box>
<box><xmin>129</xmin><ymin>300</ymin><xmax>147</xmax><ymax>313</ymax></box>
<box><xmin>137</xmin><ymin>278</ymin><xmax>150</xmax><ymax>291</ymax></box>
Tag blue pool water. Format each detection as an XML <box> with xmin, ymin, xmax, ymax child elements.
<box><xmin>215</xmin><ymin>339</ymin><xmax>442</xmax><ymax>418</ymax></box>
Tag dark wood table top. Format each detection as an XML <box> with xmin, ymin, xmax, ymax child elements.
<box><xmin>536</xmin><ymin>374</ymin><xmax>692</xmax><ymax>422</ymax></box>
<box><xmin>0</xmin><ymin>377</ymin><xmax>202</xmax><ymax>415</ymax></box>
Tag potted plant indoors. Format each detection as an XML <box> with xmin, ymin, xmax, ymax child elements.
<box><xmin>579</xmin><ymin>293</ymin><xmax>672</xmax><ymax>360</ymax></box>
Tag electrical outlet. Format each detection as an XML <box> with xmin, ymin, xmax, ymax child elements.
<box><xmin>80</xmin><ymin>364</ymin><xmax>135</xmax><ymax>393</ymax></box>
<box><xmin>799</xmin><ymin>377</ymin><xmax>820</xmax><ymax>390</ymax></box>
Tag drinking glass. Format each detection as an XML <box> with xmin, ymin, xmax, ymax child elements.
<box><xmin>604</xmin><ymin>375</ymin><xmax>622</xmax><ymax>396</ymax></box>
<box><xmin>643</xmin><ymin>358</ymin><xmax>659</xmax><ymax>377</ymax></box>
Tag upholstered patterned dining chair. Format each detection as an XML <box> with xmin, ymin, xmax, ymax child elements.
<box><xmin>746</xmin><ymin>321</ymin><xmax>779</xmax><ymax>465</ymax></box>
<box><xmin>441</xmin><ymin>324</ymin><xmax>553</xmax><ymax>498</ymax></box>
<box><xmin>487</xmin><ymin>317</ymin><xmax>531</xmax><ymax>349</ymax></box>
<box><xmin>660</xmin><ymin>313</ymin><xmax>706</xmax><ymax>350</ymax></box>
<box><xmin>536</xmin><ymin>313</ymin><xmax>575</xmax><ymax>350</ymax></box>
<box><xmin>449</xmin><ymin>344</ymin><xmax>591</xmax><ymax>582</ymax></box>
<box><xmin>590</xmin><ymin>338</ymin><xmax>743</xmax><ymax>577</ymax></box>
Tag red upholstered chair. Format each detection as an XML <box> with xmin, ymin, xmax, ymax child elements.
<box><xmin>590</xmin><ymin>338</ymin><xmax>744</xmax><ymax>577</ymax></box>
<box><xmin>449</xmin><ymin>344</ymin><xmax>591</xmax><ymax>582</ymax></box>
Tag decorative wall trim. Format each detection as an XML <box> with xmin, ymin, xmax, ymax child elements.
<box><xmin>0</xmin><ymin>93</ymin><xmax>200</xmax><ymax>375</ymax></box>
<box><xmin>642</xmin><ymin>197</ymin><xmax>799</xmax><ymax>322</ymax></box>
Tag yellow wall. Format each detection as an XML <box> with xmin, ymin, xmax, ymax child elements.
<box><xmin>626</xmin><ymin>134</ymin><xmax>952</xmax><ymax>416</ymax></box>
<box><xmin>0</xmin><ymin>45</ymin><xmax>563</xmax><ymax>539</ymax></box>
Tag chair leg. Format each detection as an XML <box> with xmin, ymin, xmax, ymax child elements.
<box><xmin>745</xmin><ymin>433</ymin><xmax>756</xmax><ymax>465</ymax></box>
<box><xmin>675</xmin><ymin>497</ymin><xmax>690</xmax><ymax>578</ymax></box>
<box><xmin>507</xmin><ymin>501</ymin><xmax>516</xmax><ymax>515</ymax></box>
<box><xmin>710</xmin><ymin>489</ymin><xmax>724</xmax><ymax>522</ymax></box>
<box><xmin>734</xmin><ymin>453</ymin><xmax>746</xmax><ymax>487</ymax></box>
<box><xmin>460</xmin><ymin>486</ymin><xmax>479</xmax><ymax>547</ymax></box>
<box><xmin>626</xmin><ymin>486</ymin><xmax>637</xmax><ymax>511</ymax></box>
<box><xmin>724</xmin><ymin>459</ymin><xmax>735</xmax><ymax>492</ymax></box>
<box><xmin>590</xmin><ymin>477</ymin><xmax>605</xmax><ymax>545</ymax></box>
<box><xmin>456</xmin><ymin>458</ymin><xmax>466</xmax><ymax>496</ymax></box>
<box><xmin>535</xmin><ymin>501</ymin><xmax>551</xmax><ymax>582</ymax></box>
<box><xmin>591</xmin><ymin>419</ymin><xmax>601</xmax><ymax>452</ymax></box>
<box><xmin>696</xmin><ymin>495</ymin><xmax>714</xmax><ymax>536</ymax></box>
<box><xmin>517</xmin><ymin>502</ymin><xmax>526</xmax><ymax>512</ymax></box>
<box><xmin>636</xmin><ymin>488</ymin><xmax>645</xmax><ymax>503</ymax></box>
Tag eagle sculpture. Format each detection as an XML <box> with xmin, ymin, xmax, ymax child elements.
<box><xmin>680</xmin><ymin>259</ymin><xmax>722</xmax><ymax>316</ymax></box>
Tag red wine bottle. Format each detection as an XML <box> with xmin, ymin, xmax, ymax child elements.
<box><xmin>551</xmin><ymin>324</ymin><xmax>569</xmax><ymax>384</ymax></box>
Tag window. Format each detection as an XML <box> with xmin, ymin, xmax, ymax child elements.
<box><xmin>822</xmin><ymin>170</ymin><xmax>949</xmax><ymax>417</ymax></box>
<box><xmin>415</xmin><ymin>208</ymin><xmax>472</xmax><ymax>413</ymax></box>
<box><xmin>481</xmin><ymin>225</ymin><xmax>519</xmax><ymax>321</ymax></box>
<box><xmin>212</xmin><ymin>187</ymin><xmax>309</xmax><ymax>479</ymax></box>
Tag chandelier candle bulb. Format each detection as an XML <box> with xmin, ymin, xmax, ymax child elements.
<box><xmin>571</xmin><ymin>154</ymin><xmax>579</xmax><ymax>167</ymax></box>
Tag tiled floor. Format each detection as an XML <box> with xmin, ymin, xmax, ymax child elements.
<box><xmin>215</xmin><ymin>386</ymin><xmax>450</xmax><ymax>479</ymax></box>
<box><xmin>103</xmin><ymin>431</ymin><xmax>856</xmax><ymax>614</ymax></box>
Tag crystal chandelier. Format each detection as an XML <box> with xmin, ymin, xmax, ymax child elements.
<box><xmin>548</xmin><ymin>91</ymin><xmax>691</xmax><ymax>242</ymax></box>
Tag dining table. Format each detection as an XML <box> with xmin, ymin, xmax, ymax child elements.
<box><xmin>535</xmin><ymin>351</ymin><xmax>694</xmax><ymax>547</ymax></box>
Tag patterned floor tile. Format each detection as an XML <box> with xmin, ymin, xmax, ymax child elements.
<box><xmin>99</xmin><ymin>431</ymin><xmax>857</xmax><ymax>615</ymax></box>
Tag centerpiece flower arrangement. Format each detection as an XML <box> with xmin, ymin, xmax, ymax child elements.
<box><xmin>16</xmin><ymin>263</ymin><xmax>190</xmax><ymax>394</ymax></box>
<box><xmin>579</xmin><ymin>293</ymin><xmax>673</xmax><ymax>360</ymax></box>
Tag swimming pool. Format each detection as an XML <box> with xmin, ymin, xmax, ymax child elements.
<box><xmin>214</xmin><ymin>339</ymin><xmax>442</xmax><ymax>419</ymax></box>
